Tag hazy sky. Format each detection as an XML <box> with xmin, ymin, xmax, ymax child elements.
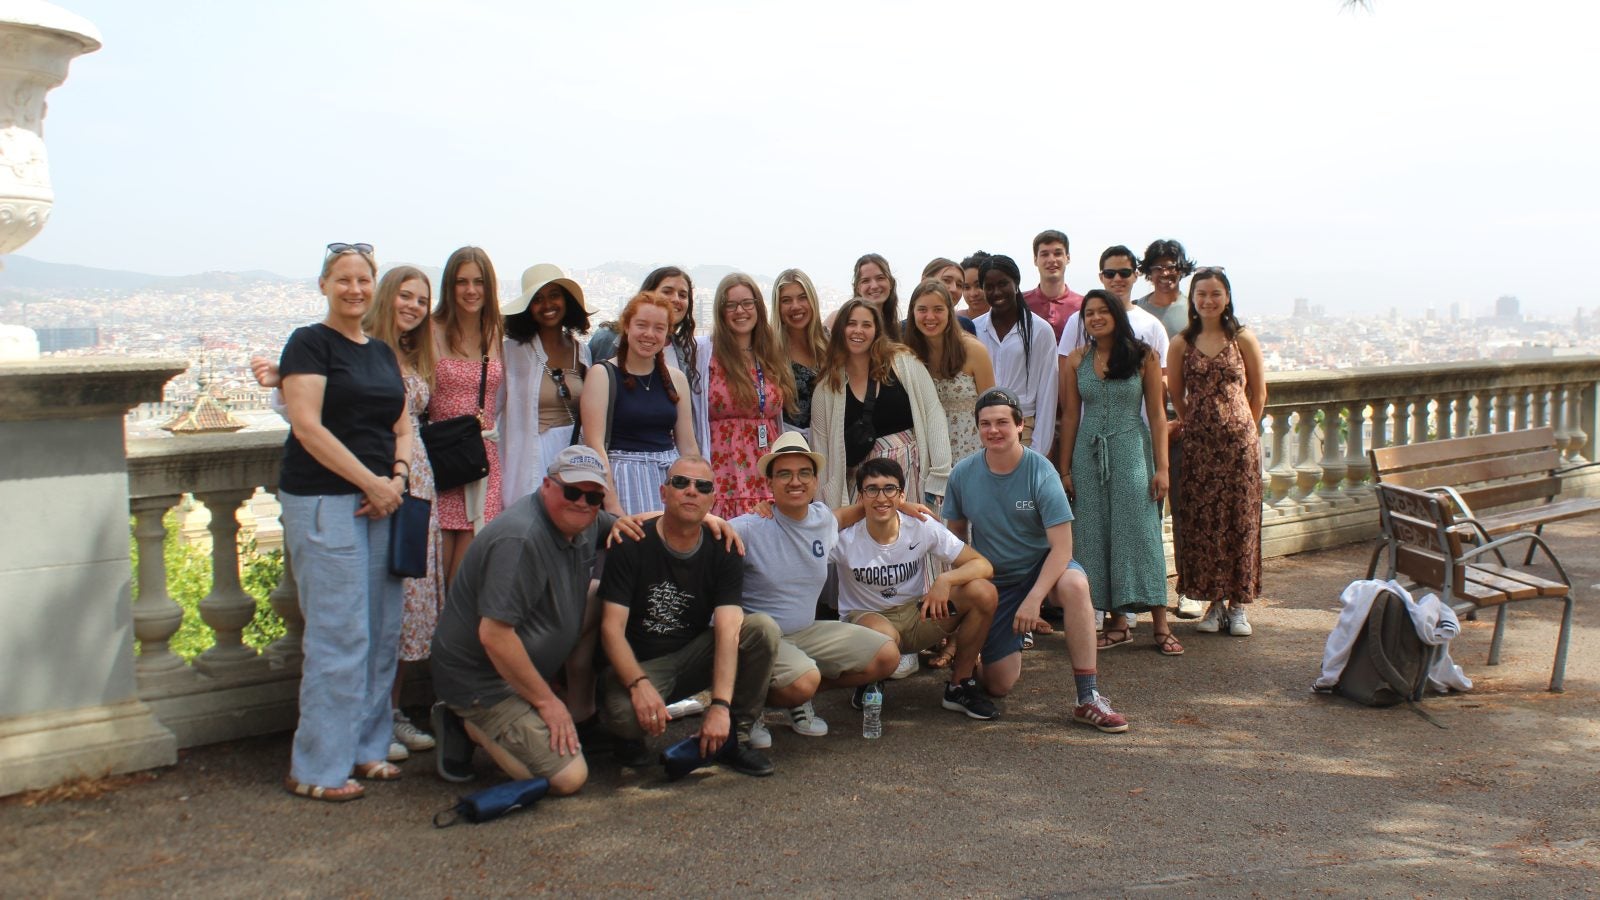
<box><xmin>14</xmin><ymin>0</ymin><xmax>1600</xmax><ymax>315</ymax></box>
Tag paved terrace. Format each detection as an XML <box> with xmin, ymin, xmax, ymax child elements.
<box><xmin>4</xmin><ymin>520</ymin><xmax>1597</xmax><ymax>898</ymax></box>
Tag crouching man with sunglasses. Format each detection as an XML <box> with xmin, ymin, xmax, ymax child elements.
<box><xmin>428</xmin><ymin>446</ymin><xmax>619</xmax><ymax>795</ymax></box>
<box><xmin>598</xmin><ymin>456</ymin><xmax>781</xmax><ymax>776</ymax></box>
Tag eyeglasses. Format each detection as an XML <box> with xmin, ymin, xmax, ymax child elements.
<box><xmin>667</xmin><ymin>475</ymin><xmax>715</xmax><ymax>493</ymax></box>
<box><xmin>326</xmin><ymin>242</ymin><xmax>374</xmax><ymax>257</ymax></box>
<box><xmin>859</xmin><ymin>484</ymin><xmax>903</xmax><ymax>499</ymax></box>
<box><xmin>1100</xmin><ymin>268</ymin><xmax>1136</xmax><ymax>280</ymax></box>
<box><xmin>724</xmin><ymin>299</ymin><xmax>757</xmax><ymax>313</ymax></box>
<box><xmin>560</xmin><ymin>483</ymin><xmax>605</xmax><ymax>507</ymax></box>
<box><xmin>772</xmin><ymin>468</ymin><xmax>815</xmax><ymax>482</ymax></box>
<box><xmin>1147</xmin><ymin>264</ymin><xmax>1181</xmax><ymax>275</ymax></box>
<box><xmin>548</xmin><ymin>366</ymin><xmax>572</xmax><ymax>402</ymax></box>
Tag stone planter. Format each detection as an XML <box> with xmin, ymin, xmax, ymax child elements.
<box><xmin>0</xmin><ymin>1</ymin><xmax>100</xmax><ymax>257</ymax></box>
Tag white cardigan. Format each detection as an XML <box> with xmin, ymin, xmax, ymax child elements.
<box><xmin>497</xmin><ymin>336</ymin><xmax>592</xmax><ymax>504</ymax></box>
<box><xmin>811</xmin><ymin>351</ymin><xmax>952</xmax><ymax>507</ymax></box>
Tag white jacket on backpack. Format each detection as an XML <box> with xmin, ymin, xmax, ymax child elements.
<box><xmin>1314</xmin><ymin>579</ymin><xmax>1472</xmax><ymax>694</ymax></box>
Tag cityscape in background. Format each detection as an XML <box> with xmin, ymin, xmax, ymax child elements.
<box><xmin>2</xmin><ymin>254</ymin><xmax>1597</xmax><ymax>440</ymax></box>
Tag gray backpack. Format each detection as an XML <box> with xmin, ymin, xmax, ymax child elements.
<box><xmin>1335</xmin><ymin>590</ymin><xmax>1438</xmax><ymax>712</ymax></box>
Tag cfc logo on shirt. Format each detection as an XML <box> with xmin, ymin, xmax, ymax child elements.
<box><xmin>1015</xmin><ymin>500</ymin><xmax>1035</xmax><ymax>510</ymax></box>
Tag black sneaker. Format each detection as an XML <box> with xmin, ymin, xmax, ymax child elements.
<box><xmin>941</xmin><ymin>678</ymin><xmax>1000</xmax><ymax>721</ymax></box>
<box><xmin>430</xmin><ymin>701</ymin><xmax>475</xmax><ymax>783</ymax></box>
<box><xmin>851</xmin><ymin>681</ymin><xmax>883</xmax><ymax>711</ymax></box>
<box><xmin>614</xmin><ymin>738</ymin><xmax>654</xmax><ymax>768</ymax></box>
<box><xmin>719</xmin><ymin>741</ymin><xmax>775</xmax><ymax>777</ymax></box>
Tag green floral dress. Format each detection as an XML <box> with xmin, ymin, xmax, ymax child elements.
<box><xmin>1070</xmin><ymin>351</ymin><xmax>1166</xmax><ymax>614</ymax></box>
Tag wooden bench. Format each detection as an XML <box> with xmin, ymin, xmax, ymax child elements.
<box><xmin>1373</xmin><ymin>482</ymin><xmax>1576</xmax><ymax>691</ymax></box>
<box><xmin>1368</xmin><ymin>427</ymin><xmax>1600</xmax><ymax>556</ymax></box>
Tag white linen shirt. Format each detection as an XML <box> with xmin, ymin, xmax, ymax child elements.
<box><xmin>973</xmin><ymin>310</ymin><xmax>1059</xmax><ymax>457</ymax></box>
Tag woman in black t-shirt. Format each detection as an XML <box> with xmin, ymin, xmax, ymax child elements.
<box><xmin>277</xmin><ymin>243</ymin><xmax>411</xmax><ymax>802</ymax></box>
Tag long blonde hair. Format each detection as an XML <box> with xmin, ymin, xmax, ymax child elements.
<box><xmin>771</xmin><ymin>268</ymin><xmax>829</xmax><ymax>367</ymax></box>
<box><xmin>363</xmin><ymin>266</ymin><xmax>437</xmax><ymax>388</ymax></box>
<box><xmin>712</xmin><ymin>273</ymin><xmax>796</xmax><ymax>414</ymax></box>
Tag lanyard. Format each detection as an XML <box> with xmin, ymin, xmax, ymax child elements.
<box><xmin>754</xmin><ymin>359</ymin><xmax>766</xmax><ymax>415</ymax></box>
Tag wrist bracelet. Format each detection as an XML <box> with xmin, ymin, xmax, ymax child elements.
<box><xmin>627</xmin><ymin>675</ymin><xmax>650</xmax><ymax>691</ymax></box>
<box><xmin>709</xmin><ymin>698</ymin><xmax>731</xmax><ymax>709</ymax></box>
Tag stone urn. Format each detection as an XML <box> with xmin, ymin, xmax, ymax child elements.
<box><xmin>0</xmin><ymin>1</ymin><xmax>100</xmax><ymax>258</ymax></box>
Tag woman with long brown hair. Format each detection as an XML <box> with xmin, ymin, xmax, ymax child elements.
<box><xmin>811</xmin><ymin>298</ymin><xmax>950</xmax><ymax>508</ymax></box>
<box><xmin>905</xmin><ymin>279</ymin><xmax>994</xmax><ymax>471</ymax></box>
<box><xmin>429</xmin><ymin>246</ymin><xmax>506</xmax><ymax>582</ymax></box>
<box><xmin>772</xmin><ymin>268</ymin><xmax>828</xmax><ymax>438</ymax></box>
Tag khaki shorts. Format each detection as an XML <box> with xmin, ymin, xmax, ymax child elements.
<box><xmin>454</xmin><ymin>695</ymin><xmax>581</xmax><ymax>781</ymax></box>
<box><xmin>772</xmin><ymin>620</ymin><xmax>893</xmax><ymax>686</ymax></box>
<box><xmin>843</xmin><ymin>598</ymin><xmax>956</xmax><ymax>654</ymax></box>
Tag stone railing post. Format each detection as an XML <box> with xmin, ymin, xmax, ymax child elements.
<box><xmin>1265</xmin><ymin>410</ymin><xmax>1296</xmax><ymax>509</ymax></box>
<box><xmin>191</xmin><ymin>490</ymin><xmax>267</xmax><ymax>677</ymax></box>
<box><xmin>1342</xmin><ymin>401</ymin><xmax>1370</xmax><ymax>492</ymax></box>
<box><xmin>1316</xmin><ymin>402</ymin><xmax>1347</xmax><ymax>501</ymax></box>
<box><xmin>1476</xmin><ymin>388</ymin><xmax>1494</xmax><ymax>434</ymax></box>
<box><xmin>129</xmin><ymin>494</ymin><xmax>190</xmax><ymax>683</ymax></box>
<box><xmin>1576</xmin><ymin>382</ymin><xmax>1596</xmax><ymax>463</ymax></box>
<box><xmin>265</xmin><ymin>545</ymin><xmax>304</xmax><ymax>671</ymax></box>
<box><xmin>0</xmin><ymin>359</ymin><xmax>184</xmax><ymax>795</ymax></box>
<box><xmin>1411</xmin><ymin>397</ymin><xmax>1431</xmax><ymax>444</ymax></box>
<box><xmin>1435</xmin><ymin>393</ymin><xmax>1455</xmax><ymax>440</ymax></box>
<box><xmin>1291</xmin><ymin>408</ymin><xmax>1326</xmax><ymax>507</ymax></box>
<box><xmin>1453</xmin><ymin>393</ymin><xmax>1472</xmax><ymax>438</ymax></box>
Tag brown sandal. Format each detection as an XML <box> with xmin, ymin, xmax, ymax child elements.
<box><xmin>1153</xmin><ymin>631</ymin><xmax>1185</xmax><ymax>656</ymax></box>
<box><xmin>285</xmin><ymin>777</ymin><xmax>365</xmax><ymax>802</ymax></box>
<box><xmin>1097</xmin><ymin>627</ymin><xmax>1133</xmax><ymax>650</ymax></box>
<box><xmin>927</xmin><ymin>638</ymin><xmax>957</xmax><ymax>669</ymax></box>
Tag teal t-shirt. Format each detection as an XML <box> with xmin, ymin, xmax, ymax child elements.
<box><xmin>942</xmin><ymin>448</ymin><xmax>1073</xmax><ymax>585</ymax></box>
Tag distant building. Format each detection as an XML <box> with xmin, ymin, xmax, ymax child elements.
<box><xmin>34</xmin><ymin>325</ymin><xmax>98</xmax><ymax>353</ymax></box>
<box><xmin>1293</xmin><ymin>297</ymin><xmax>1311</xmax><ymax>318</ymax></box>
<box><xmin>161</xmin><ymin>372</ymin><xmax>246</xmax><ymax>435</ymax></box>
<box><xmin>1495</xmin><ymin>295</ymin><xmax>1520</xmax><ymax>321</ymax></box>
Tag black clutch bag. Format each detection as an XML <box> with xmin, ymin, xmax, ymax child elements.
<box><xmin>388</xmin><ymin>489</ymin><xmax>432</xmax><ymax>578</ymax></box>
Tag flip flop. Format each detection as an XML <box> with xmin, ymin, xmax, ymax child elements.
<box><xmin>351</xmin><ymin>761</ymin><xmax>403</xmax><ymax>781</ymax></box>
<box><xmin>285</xmin><ymin>777</ymin><xmax>365</xmax><ymax>802</ymax></box>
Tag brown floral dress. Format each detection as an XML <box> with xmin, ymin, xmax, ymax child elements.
<box><xmin>1175</xmin><ymin>340</ymin><xmax>1263</xmax><ymax>604</ymax></box>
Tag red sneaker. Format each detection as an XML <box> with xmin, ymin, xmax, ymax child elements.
<box><xmin>1071</xmin><ymin>693</ymin><xmax>1129</xmax><ymax>733</ymax></box>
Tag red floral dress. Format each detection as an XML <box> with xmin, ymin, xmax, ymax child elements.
<box><xmin>429</xmin><ymin>356</ymin><xmax>505</xmax><ymax>531</ymax></box>
<box><xmin>707</xmin><ymin>356</ymin><xmax>783</xmax><ymax>519</ymax></box>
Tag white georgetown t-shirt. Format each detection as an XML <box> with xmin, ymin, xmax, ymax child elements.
<box><xmin>830</xmin><ymin>512</ymin><xmax>966</xmax><ymax>615</ymax></box>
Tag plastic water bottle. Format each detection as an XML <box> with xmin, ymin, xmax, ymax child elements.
<box><xmin>862</xmin><ymin>683</ymin><xmax>883</xmax><ymax>739</ymax></box>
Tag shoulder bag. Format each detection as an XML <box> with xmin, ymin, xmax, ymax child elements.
<box><xmin>421</xmin><ymin>355</ymin><xmax>490</xmax><ymax>492</ymax></box>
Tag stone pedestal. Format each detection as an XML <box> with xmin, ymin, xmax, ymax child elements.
<box><xmin>0</xmin><ymin>358</ymin><xmax>185</xmax><ymax>795</ymax></box>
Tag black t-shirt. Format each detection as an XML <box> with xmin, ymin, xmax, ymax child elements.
<box><xmin>600</xmin><ymin>520</ymin><xmax>744</xmax><ymax>662</ymax></box>
<box><xmin>277</xmin><ymin>323</ymin><xmax>406</xmax><ymax>496</ymax></box>
<box><xmin>843</xmin><ymin>377</ymin><xmax>914</xmax><ymax>467</ymax></box>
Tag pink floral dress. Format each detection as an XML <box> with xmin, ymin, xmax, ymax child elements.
<box><xmin>428</xmin><ymin>356</ymin><xmax>505</xmax><ymax>531</ymax></box>
<box><xmin>707</xmin><ymin>356</ymin><xmax>783</xmax><ymax>519</ymax></box>
<box><xmin>399</xmin><ymin>372</ymin><xmax>446</xmax><ymax>661</ymax></box>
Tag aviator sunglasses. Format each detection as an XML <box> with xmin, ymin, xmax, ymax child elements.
<box><xmin>560</xmin><ymin>484</ymin><xmax>605</xmax><ymax>507</ymax></box>
<box><xmin>326</xmin><ymin>242</ymin><xmax>374</xmax><ymax>257</ymax></box>
<box><xmin>667</xmin><ymin>475</ymin><xmax>715</xmax><ymax>493</ymax></box>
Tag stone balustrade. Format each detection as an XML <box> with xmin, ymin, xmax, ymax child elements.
<box><xmin>112</xmin><ymin>357</ymin><xmax>1600</xmax><ymax>757</ymax></box>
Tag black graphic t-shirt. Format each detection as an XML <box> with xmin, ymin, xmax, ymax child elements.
<box><xmin>600</xmin><ymin>519</ymin><xmax>744</xmax><ymax>661</ymax></box>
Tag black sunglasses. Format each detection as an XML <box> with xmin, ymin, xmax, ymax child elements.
<box><xmin>548</xmin><ymin>366</ymin><xmax>572</xmax><ymax>402</ymax></box>
<box><xmin>560</xmin><ymin>483</ymin><xmax>605</xmax><ymax>507</ymax></box>
<box><xmin>1100</xmin><ymin>268</ymin><xmax>1136</xmax><ymax>279</ymax></box>
<box><xmin>667</xmin><ymin>475</ymin><xmax>715</xmax><ymax>493</ymax></box>
<box><xmin>326</xmin><ymin>242</ymin><xmax>374</xmax><ymax>257</ymax></box>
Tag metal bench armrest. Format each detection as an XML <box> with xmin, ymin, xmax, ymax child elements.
<box><xmin>1459</xmin><ymin>533</ymin><xmax>1571</xmax><ymax>586</ymax></box>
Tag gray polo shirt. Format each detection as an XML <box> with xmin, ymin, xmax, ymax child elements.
<box><xmin>430</xmin><ymin>494</ymin><xmax>614</xmax><ymax>708</ymax></box>
<box><xmin>730</xmin><ymin>501</ymin><xmax>836</xmax><ymax>634</ymax></box>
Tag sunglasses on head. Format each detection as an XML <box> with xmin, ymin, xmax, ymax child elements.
<box><xmin>559</xmin><ymin>483</ymin><xmax>605</xmax><ymax>507</ymax></box>
<box><xmin>1100</xmin><ymin>267</ymin><xmax>1136</xmax><ymax>279</ymax></box>
<box><xmin>326</xmin><ymin>242</ymin><xmax>374</xmax><ymax>257</ymax></box>
<box><xmin>667</xmin><ymin>474</ymin><xmax>715</xmax><ymax>493</ymax></box>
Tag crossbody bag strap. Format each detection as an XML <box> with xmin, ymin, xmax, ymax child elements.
<box><xmin>474</xmin><ymin>354</ymin><xmax>489</xmax><ymax>418</ymax></box>
<box><xmin>601</xmin><ymin>361</ymin><xmax>620</xmax><ymax>452</ymax></box>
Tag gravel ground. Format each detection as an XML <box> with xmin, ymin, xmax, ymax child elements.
<box><xmin>4</xmin><ymin>521</ymin><xmax>1598</xmax><ymax>898</ymax></box>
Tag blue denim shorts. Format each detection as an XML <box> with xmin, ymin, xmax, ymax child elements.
<box><xmin>982</xmin><ymin>557</ymin><xmax>1086</xmax><ymax>663</ymax></box>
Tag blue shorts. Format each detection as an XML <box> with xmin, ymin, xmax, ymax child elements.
<box><xmin>981</xmin><ymin>558</ymin><xmax>1085</xmax><ymax>664</ymax></box>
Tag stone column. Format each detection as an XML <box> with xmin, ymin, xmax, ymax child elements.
<box><xmin>0</xmin><ymin>359</ymin><xmax>185</xmax><ymax>795</ymax></box>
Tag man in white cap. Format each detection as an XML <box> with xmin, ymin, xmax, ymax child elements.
<box><xmin>729</xmin><ymin>433</ymin><xmax>900</xmax><ymax>748</ymax></box>
<box><xmin>428</xmin><ymin>445</ymin><xmax>616</xmax><ymax>793</ymax></box>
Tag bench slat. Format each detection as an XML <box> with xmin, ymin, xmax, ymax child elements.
<box><xmin>1370</xmin><ymin>427</ymin><xmax>1555</xmax><ymax>472</ymax></box>
<box><xmin>1456</xmin><ymin>477</ymin><xmax>1564</xmax><ymax>514</ymax></box>
<box><xmin>1469</xmin><ymin>563</ymin><xmax>1570</xmax><ymax>598</ymax></box>
<box><xmin>1464</xmin><ymin>566</ymin><xmax>1544</xmax><ymax>600</ymax></box>
<box><xmin>1378</xmin><ymin>450</ymin><xmax>1561</xmax><ymax>491</ymax></box>
<box><xmin>1475</xmin><ymin>497</ymin><xmax>1600</xmax><ymax>534</ymax></box>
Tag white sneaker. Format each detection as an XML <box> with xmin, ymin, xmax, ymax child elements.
<box><xmin>1227</xmin><ymin>606</ymin><xmax>1253</xmax><ymax>637</ymax></box>
<box><xmin>747</xmin><ymin>717</ymin><xmax>773</xmax><ymax>749</ymax></box>
<box><xmin>386</xmin><ymin>741</ymin><xmax>410</xmax><ymax>762</ymax></box>
<box><xmin>785</xmin><ymin>701</ymin><xmax>829</xmax><ymax>737</ymax></box>
<box><xmin>393</xmin><ymin>713</ymin><xmax>436</xmax><ymax>752</ymax></box>
<box><xmin>1195</xmin><ymin>603</ymin><xmax>1226</xmax><ymax>634</ymax></box>
<box><xmin>1176</xmin><ymin>596</ymin><xmax>1204</xmax><ymax>619</ymax></box>
<box><xmin>890</xmin><ymin>652</ymin><xmax>919</xmax><ymax>680</ymax></box>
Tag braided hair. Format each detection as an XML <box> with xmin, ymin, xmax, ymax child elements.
<box><xmin>978</xmin><ymin>254</ymin><xmax>1036</xmax><ymax>389</ymax></box>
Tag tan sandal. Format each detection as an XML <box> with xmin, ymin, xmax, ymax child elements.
<box><xmin>351</xmin><ymin>761</ymin><xmax>402</xmax><ymax>781</ymax></box>
<box><xmin>285</xmin><ymin>777</ymin><xmax>365</xmax><ymax>802</ymax></box>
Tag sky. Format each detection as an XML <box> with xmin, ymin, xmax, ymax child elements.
<box><xmin>12</xmin><ymin>0</ymin><xmax>1600</xmax><ymax>316</ymax></box>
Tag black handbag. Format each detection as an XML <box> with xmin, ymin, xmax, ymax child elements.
<box><xmin>388</xmin><ymin>488</ymin><xmax>432</xmax><ymax>578</ymax></box>
<box><xmin>843</xmin><ymin>378</ymin><xmax>879</xmax><ymax>460</ymax></box>
<box><xmin>421</xmin><ymin>355</ymin><xmax>489</xmax><ymax>492</ymax></box>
